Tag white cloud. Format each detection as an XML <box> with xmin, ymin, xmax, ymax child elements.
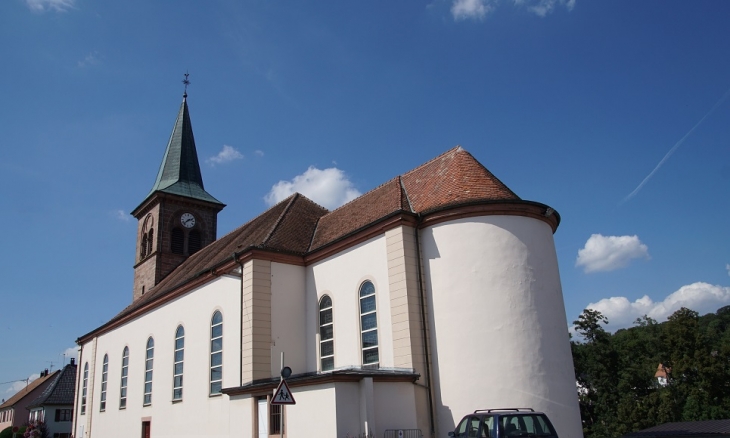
<box><xmin>515</xmin><ymin>0</ymin><xmax>575</xmax><ymax>17</ymax></box>
<box><xmin>5</xmin><ymin>373</ymin><xmax>41</xmax><ymax>396</ymax></box>
<box><xmin>25</xmin><ymin>0</ymin><xmax>75</xmax><ymax>12</ymax></box>
<box><xmin>254</xmin><ymin>150</ymin><xmax>264</xmax><ymax>157</ymax></box>
<box><xmin>78</xmin><ymin>52</ymin><xmax>99</xmax><ymax>68</ymax></box>
<box><xmin>63</xmin><ymin>347</ymin><xmax>78</xmax><ymax>364</ymax></box>
<box><xmin>113</xmin><ymin>209</ymin><xmax>130</xmax><ymax>222</ymax></box>
<box><xmin>264</xmin><ymin>166</ymin><xmax>361</xmax><ymax>210</ymax></box>
<box><xmin>576</xmin><ymin>234</ymin><xmax>649</xmax><ymax>273</ymax></box>
<box><xmin>585</xmin><ymin>282</ymin><xmax>730</xmax><ymax>332</ymax></box>
<box><xmin>451</xmin><ymin>0</ymin><xmax>495</xmax><ymax>20</ymax></box>
<box><xmin>451</xmin><ymin>0</ymin><xmax>576</xmax><ymax>21</ymax></box>
<box><xmin>207</xmin><ymin>145</ymin><xmax>244</xmax><ymax>166</ymax></box>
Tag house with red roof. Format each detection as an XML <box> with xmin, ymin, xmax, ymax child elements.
<box><xmin>72</xmin><ymin>91</ymin><xmax>582</xmax><ymax>438</ymax></box>
<box><xmin>0</xmin><ymin>369</ymin><xmax>58</xmax><ymax>432</ymax></box>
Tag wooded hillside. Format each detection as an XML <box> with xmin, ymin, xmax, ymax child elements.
<box><xmin>571</xmin><ymin>306</ymin><xmax>730</xmax><ymax>437</ymax></box>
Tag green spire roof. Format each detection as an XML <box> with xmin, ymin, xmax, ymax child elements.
<box><xmin>144</xmin><ymin>96</ymin><xmax>223</xmax><ymax>206</ymax></box>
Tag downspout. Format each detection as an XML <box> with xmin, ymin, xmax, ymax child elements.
<box><xmin>414</xmin><ymin>215</ymin><xmax>436</xmax><ymax>436</ymax></box>
<box><xmin>236</xmin><ymin>253</ymin><xmax>244</xmax><ymax>388</ymax></box>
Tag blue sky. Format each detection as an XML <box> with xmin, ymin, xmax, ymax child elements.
<box><xmin>1</xmin><ymin>0</ymin><xmax>729</xmax><ymax>398</ymax></box>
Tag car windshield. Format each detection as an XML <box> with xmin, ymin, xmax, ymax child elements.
<box><xmin>499</xmin><ymin>414</ymin><xmax>556</xmax><ymax>437</ymax></box>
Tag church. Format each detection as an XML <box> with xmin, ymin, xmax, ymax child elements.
<box><xmin>72</xmin><ymin>91</ymin><xmax>583</xmax><ymax>438</ymax></box>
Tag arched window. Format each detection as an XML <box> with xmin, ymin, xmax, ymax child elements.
<box><xmin>210</xmin><ymin>311</ymin><xmax>223</xmax><ymax>395</ymax></box>
<box><xmin>188</xmin><ymin>230</ymin><xmax>201</xmax><ymax>255</ymax></box>
<box><xmin>359</xmin><ymin>281</ymin><xmax>378</xmax><ymax>367</ymax></box>
<box><xmin>120</xmin><ymin>347</ymin><xmax>129</xmax><ymax>409</ymax></box>
<box><xmin>171</xmin><ymin>228</ymin><xmax>184</xmax><ymax>254</ymax></box>
<box><xmin>173</xmin><ymin>326</ymin><xmax>184</xmax><ymax>400</ymax></box>
<box><xmin>143</xmin><ymin>337</ymin><xmax>154</xmax><ymax>405</ymax></box>
<box><xmin>100</xmin><ymin>354</ymin><xmax>108</xmax><ymax>412</ymax></box>
<box><xmin>81</xmin><ymin>363</ymin><xmax>88</xmax><ymax>414</ymax></box>
<box><xmin>319</xmin><ymin>295</ymin><xmax>334</xmax><ymax>371</ymax></box>
<box><xmin>141</xmin><ymin>214</ymin><xmax>154</xmax><ymax>259</ymax></box>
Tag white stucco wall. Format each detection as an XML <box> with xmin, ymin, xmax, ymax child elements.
<box><xmin>421</xmin><ymin>215</ymin><xmax>582</xmax><ymax>438</ymax></box>
<box><xmin>286</xmin><ymin>383</ymin><xmax>338</xmax><ymax>438</ymax></box>
<box><xmin>306</xmin><ymin>236</ymin><xmax>393</xmax><ymax>372</ymax></box>
<box><xmin>75</xmin><ymin>275</ymin><xmax>241</xmax><ymax>438</ymax></box>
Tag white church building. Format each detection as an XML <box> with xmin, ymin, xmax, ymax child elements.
<box><xmin>72</xmin><ymin>92</ymin><xmax>582</xmax><ymax>438</ymax></box>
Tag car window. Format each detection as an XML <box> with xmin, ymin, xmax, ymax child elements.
<box><xmin>456</xmin><ymin>417</ymin><xmax>470</xmax><ymax>436</ymax></box>
<box><xmin>501</xmin><ymin>415</ymin><xmax>556</xmax><ymax>437</ymax></box>
<box><xmin>468</xmin><ymin>417</ymin><xmax>481</xmax><ymax>438</ymax></box>
<box><xmin>480</xmin><ymin>416</ymin><xmax>495</xmax><ymax>438</ymax></box>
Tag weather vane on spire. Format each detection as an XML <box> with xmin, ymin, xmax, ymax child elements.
<box><xmin>182</xmin><ymin>72</ymin><xmax>190</xmax><ymax>98</ymax></box>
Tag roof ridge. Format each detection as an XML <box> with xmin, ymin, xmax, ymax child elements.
<box><xmin>400</xmin><ymin>145</ymin><xmax>464</xmax><ymax>179</ymax></box>
<box><xmin>262</xmin><ymin>193</ymin><xmax>300</xmax><ymax>246</ymax></box>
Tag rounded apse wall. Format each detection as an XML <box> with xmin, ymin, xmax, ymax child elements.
<box><xmin>420</xmin><ymin>214</ymin><xmax>583</xmax><ymax>438</ymax></box>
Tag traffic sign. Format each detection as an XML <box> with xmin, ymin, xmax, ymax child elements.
<box><xmin>271</xmin><ymin>379</ymin><xmax>296</xmax><ymax>405</ymax></box>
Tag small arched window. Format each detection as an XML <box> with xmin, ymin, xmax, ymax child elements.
<box><xmin>173</xmin><ymin>325</ymin><xmax>184</xmax><ymax>400</ymax></box>
<box><xmin>210</xmin><ymin>311</ymin><xmax>223</xmax><ymax>395</ymax></box>
<box><xmin>100</xmin><ymin>354</ymin><xmax>109</xmax><ymax>412</ymax></box>
<box><xmin>319</xmin><ymin>295</ymin><xmax>334</xmax><ymax>371</ymax></box>
<box><xmin>120</xmin><ymin>347</ymin><xmax>129</xmax><ymax>409</ymax></box>
<box><xmin>189</xmin><ymin>230</ymin><xmax>201</xmax><ymax>255</ymax></box>
<box><xmin>171</xmin><ymin>228</ymin><xmax>184</xmax><ymax>254</ymax></box>
<box><xmin>359</xmin><ymin>281</ymin><xmax>378</xmax><ymax>367</ymax></box>
<box><xmin>141</xmin><ymin>234</ymin><xmax>148</xmax><ymax>258</ymax></box>
<box><xmin>141</xmin><ymin>214</ymin><xmax>154</xmax><ymax>259</ymax></box>
<box><xmin>81</xmin><ymin>362</ymin><xmax>88</xmax><ymax>414</ymax></box>
<box><xmin>143</xmin><ymin>337</ymin><xmax>154</xmax><ymax>405</ymax></box>
<box><xmin>147</xmin><ymin>228</ymin><xmax>154</xmax><ymax>255</ymax></box>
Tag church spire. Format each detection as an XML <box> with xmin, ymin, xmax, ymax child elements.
<box><xmin>141</xmin><ymin>85</ymin><xmax>223</xmax><ymax>207</ymax></box>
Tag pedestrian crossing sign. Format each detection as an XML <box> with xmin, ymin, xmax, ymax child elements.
<box><xmin>271</xmin><ymin>379</ymin><xmax>296</xmax><ymax>405</ymax></box>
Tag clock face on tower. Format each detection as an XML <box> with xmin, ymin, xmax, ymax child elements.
<box><xmin>180</xmin><ymin>213</ymin><xmax>196</xmax><ymax>228</ymax></box>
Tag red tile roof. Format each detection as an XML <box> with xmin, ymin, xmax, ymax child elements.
<box><xmin>84</xmin><ymin>147</ymin><xmax>530</xmax><ymax>338</ymax></box>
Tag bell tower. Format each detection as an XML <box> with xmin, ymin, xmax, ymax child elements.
<box><xmin>130</xmin><ymin>86</ymin><xmax>225</xmax><ymax>302</ymax></box>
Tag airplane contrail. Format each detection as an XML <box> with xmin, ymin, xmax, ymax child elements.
<box><xmin>622</xmin><ymin>86</ymin><xmax>730</xmax><ymax>204</ymax></box>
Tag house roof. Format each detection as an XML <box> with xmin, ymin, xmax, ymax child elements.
<box><xmin>623</xmin><ymin>420</ymin><xmax>730</xmax><ymax>437</ymax></box>
<box><xmin>134</xmin><ymin>95</ymin><xmax>223</xmax><ymax>213</ymax></box>
<box><xmin>27</xmin><ymin>363</ymin><xmax>77</xmax><ymax>408</ymax></box>
<box><xmin>79</xmin><ymin>146</ymin><xmax>557</xmax><ymax>342</ymax></box>
<box><xmin>0</xmin><ymin>371</ymin><xmax>59</xmax><ymax>410</ymax></box>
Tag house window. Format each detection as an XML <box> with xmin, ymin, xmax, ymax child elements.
<box><xmin>173</xmin><ymin>325</ymin><xmax>184</xmax><ymax>400</ymax></box>
<box><xmin>319</xmin><ymin>295</ymin><xmax>334</xmax><ymax>371</ymax></box>
<box><xmin>171</xmin><ymin>228</ymin><xmax>184</xmax><ymax>254</ymax></box>
<box><xmin>100</xmin><ymin>354</ymin><xmax>108</xmax><ymax>411</ymax></box>
<box><xmin>188</xmin><ymin>230</ymin><xmax>201</xmax><ymax>254</ymax></box>
<box><xmin>55</xmin><ymin>409</ymin><xmax>72</xmax><ymax>422</ymax></box>
<box><xmin>80</xmin><ymin>362</ymin><xmax>88</xmax><ymax>414</ymax></box>
<box><xmin>359</xmin><ymin>281</ymin><xmax>379</xmax><ymax>367</ymax></box>
<box><xmin>270</xmin><ymin>404</ymin><xmax>283</xmax><ymax>434</ymax></box>
<box><xmin>210</xmin><ymin>311</ymin><xmax>223</xmax><ymax>395</ymax></box>
<box><xmin>143</xmin><ymin>337</ymin><xmax>154</xmax><ymax>405</ymax></box>
<box><xmin>120</xmin><ymin>347</ymin><xmax>129</xmax><ymax>409</ymax></box>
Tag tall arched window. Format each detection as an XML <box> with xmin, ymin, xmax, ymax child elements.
<box><xmin>143</xmin><ymin>337</ymin><xmax>154</xmax><ymax>405</ymax></box>
<box><xmin>141</xmin><ymin>215</ymin><xmax>154</xmax><ymax>258</ymax></box>
<box><xmin>359</xmin><ymin>281</ymin><xmax>379</xmax><ymax>367</ymax></box>
<box><xmin>100</xmin><ymin>354</ymin><xmax>108</xmax><ymax>412</ymax></box>
<box><xmin>188</xmin><ymin>230</ymin><xmax>201</xmax><ymax>254</ymax></box>
<box><xmin>171</xmin><ymin>228</ymin><xmax>184</xmax><ymax>254</ymax></box>
<box><xmin>319</xmin><ymin>296</ymin><xmax>334</xmax><ymax>371</ymax></box>
<box><xmin>120</xmin><ymin>347</ymin><xmax>129</xmax><ymax>409</ymax></box>
<box><xmin>210</xmin><ymin>311</ymin><xmax>223</xmax><ymax>395</ymax></box>
<box><xmin>173</xmin><ymin>325</ymin><xmax>184</xmax><ymax>400</ymax></box>
<box><xmin>81</xmin><ymin>363</ymin><xmax>88</xmax><ymax>414</ymax></box>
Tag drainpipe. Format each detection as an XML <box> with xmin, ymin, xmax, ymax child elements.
<box><xmin>236</xmin><ymin>253</ymin><xmax>244</xmax><ymax>387</ymax></box>
<box><xmin>414</xmin><ymin>215</ymin><xmax>436</xmax><ymax>436</ymax></box>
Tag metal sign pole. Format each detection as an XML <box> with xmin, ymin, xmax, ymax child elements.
<box><xmin>280</xmin><ymin>351</ymin><xmax>284</xmax><ymax>438</ymax></box>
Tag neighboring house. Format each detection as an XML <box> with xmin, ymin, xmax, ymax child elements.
<box><xmin>655</xmin><ymin>363</ymin><xmax>670</xmax><ymax>386</ymax></box>
<box><xmin>0</xmin><ymin>370</ymin><xmax>58</xmax><ymax>431</ymax></box>
<box><xmin>27</xmin><ymin>360</ymin><xmax>77</xmax><ymax>438</ymax></box>
<box><xmin>622</xmin><ymin>419</ymin><xmax>730</xmax><ymax>438</ymax></box>
<box><xmin>72</xmin><ymin>92</ymin><xmax>582</xmax><ymax>438</ymax></box>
